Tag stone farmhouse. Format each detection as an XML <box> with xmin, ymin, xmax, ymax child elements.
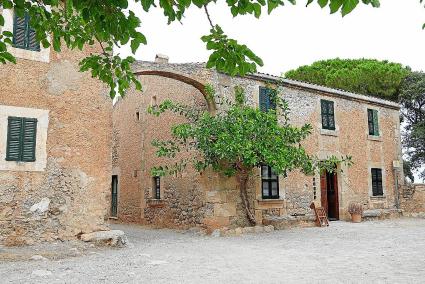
<box><xmin>112</xmin><ymin>55</ymin><xmax>405</xmax><ymax>231</ymax></box>
<box><xmin>0</xmin><ymin>9</ymin><xmax>112</xmax><ymax>245</ymax></box>
<box><xmin>1</xmin><ymin>8</ymin><xmax>422</xmax><ymax>245</ymax></box>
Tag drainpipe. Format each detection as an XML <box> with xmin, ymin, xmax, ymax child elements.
<box><xmin>392</xmin><ymin>160</ymin><xmax>401</xmax><ymax>209</ymax></box>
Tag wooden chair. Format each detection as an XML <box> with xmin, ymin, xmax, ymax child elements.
<box><xmin>310</xmin><ymin>202</ymin><xmax>329</xmax><ymax>227</ymax></box>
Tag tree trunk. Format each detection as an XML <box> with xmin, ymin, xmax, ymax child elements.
<box><xmin>238</xmin><ymin>172</ymin><xmax>257</xmax><ymax>225</ymax></box>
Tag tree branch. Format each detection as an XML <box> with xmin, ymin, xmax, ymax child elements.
<box><xmin>203</xmin><ymin>5</ymin><xmax>214</xmax><ymax>28</ymax></box>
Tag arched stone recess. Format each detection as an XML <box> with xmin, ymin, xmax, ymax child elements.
<box><xmin>133</xmin><ymin>69</ymin><xmax>217</xmax><ymax>114</ymax></box>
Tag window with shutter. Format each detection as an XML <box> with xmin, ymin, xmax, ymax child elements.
<box><xmin>371</xmin><ymin>168</ymin><xmax>383</xmax><ymax>196</ymax></box>
<box><xmin>259</xmin><ymin>87</ymin><xmax>275</xmax><ymax>112</ymax></box>
<box><xmin>6</xmin><ymin>116</ymin><xmax>37</xmax><ymax>162</ymax></box>
<box><xmin>367</xmin><ymin>109</ymin><xmax>379</xmax><ymax>136</ymax></box>
<box><xmin>321</xmin><ymin>100</ymin><xmax>335</xmax><ymax>130</ymax></box>
<box><xmin>13</xmin><ymin>13</ymin><xmax>40</xmax><ymax>52</ymax></box>
<box><xmin>261</xmin><ymin>165</ymin><xmax>279</xmax><ymax>199</ymax></box>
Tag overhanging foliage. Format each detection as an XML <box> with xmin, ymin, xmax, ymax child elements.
<box><xmin>0</xmin><ymin>0</ymin><xmax>383</xmax><ymax>97</ymax></box>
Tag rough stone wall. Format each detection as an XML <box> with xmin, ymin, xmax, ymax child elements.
<box><xmin>113</xmin><ymin>59</ymin><xmax>402</xmax><ymax>231</ymax></box>
<box><xmin>401</xmin><ymin>184</ymin><xmax>425</xmax><ymax>216</ymax></box>
<box><xmin>0</xmin><ymin>45</ymin><xmax>112</xmax><ymax>245</ymax></box>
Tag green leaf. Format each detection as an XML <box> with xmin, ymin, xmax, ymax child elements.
<box><xmin>329</xmin><ymin>0</ymin><xmax>343</xmax><ymax>13</ymax></box>
<box><xmin>341</xmin><ymin>0</ymin><xmax>359</xmax><ymax>16</ymax></box>
<box><xmin>317</xmin><ymin>0</ymin><xmax>329</xmax><ymax>8</ymax></box>
<box><xmin>2</xmin><ymin>31</ymin><xmax>13</xmax><ymax>37</ymax></box>
<box><xmin>1</xmin><ymin>52</ymin><xmax>16</xmax><ymax>64</ymax></box>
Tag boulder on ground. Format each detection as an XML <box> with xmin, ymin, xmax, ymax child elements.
<box><xmin>80</xmin><ymin>230</ymin><xmax>128</xmax><ymax>247</ymax></box>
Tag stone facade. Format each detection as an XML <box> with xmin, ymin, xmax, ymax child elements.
<box><xmin>0</xmin><ymin>10</ymin><xmax>112</xmax><ymax>245</ymax></box>
<box><xmin>113</xmin><ymin>57</ymin><xmax>404</xmax><ymax>231</ymax></box>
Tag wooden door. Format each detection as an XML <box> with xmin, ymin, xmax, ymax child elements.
<box><xmin>327</xmin><ymin>171</ymin><xmax>339</xmax><ymax>220</ymax></box>
<box><xmin>320</xmin><ymin>171</ymin><xmax>328</xmax><ymax>214</ymax></box>
<box><xmin>111</xmin><ymin>175</ymin><xmax>118</xmax><ymax>217</ymax></box>
<box><xmin>320</xmin><ymin>170</ymin><xmax>339</xmax><ymax>220</ymax></box>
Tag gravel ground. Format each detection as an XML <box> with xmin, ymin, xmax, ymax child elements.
<box><xmin>1</xmin><ymin>218</ymin><xmax>425</xmax><ymax>283</ymax></box>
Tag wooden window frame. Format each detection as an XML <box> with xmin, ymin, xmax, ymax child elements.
<box><xmin>371</xmin><ymin>168</ymin><xmax>383</xmax><ymax>196</ymax></box>
<box><xmin>261</xmin><ymin>165</ymin><xmax>279</xmax><ymax>199</ymax></box>
<box><xmin>321</xmin><ymin>99</ymin><xmax>335</xmax><ymax>130</ymax></box>
<box><xmin>367</xmin><ymin>109</ymin><xmax>379</xmax><ymax>136</ymax></box>
<box><xmin>6</xmin><ymin>116</ymin><xmax>37</xmax><ymax>162</ymax></box>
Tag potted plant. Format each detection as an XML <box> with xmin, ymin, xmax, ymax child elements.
<box><xmin>348</xmin><ymin>202</ymin><xmax>363</xmax><ymax>223</ymax></box>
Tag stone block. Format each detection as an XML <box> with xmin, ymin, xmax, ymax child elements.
<box><xmin>234</xmin><ymin>227</ymin><xmax>243</xmax><ymax>236</ymax></box>
<box><xmin>254</xmin><ymin>226</ymin><xmax>264</xmax><ymax>233</ymax></box>
<box><xmin>80</xmin><ymin>230</ymin><xmax>129</xmax><ymax>247</ymax></box>
<box><xmin>206</xmin><ymin>190</ymin><xmax>222</xmax><ymax>203</ymax></box>
<box><xmin>214</xmin><ymin>203</ymin><xmax>236</xmax><ymax>217</ymax></box>
<box><xmin>30</xmin><ymin>198</ymin><xmax>50</xmax><ymax>215</ymax></box>
<box><xmin>203</xmin><ymin>216</ymin><xmax>230</xmax><ymax>231</ymax></box>
<box><xmin>242</xmin><ymin>226</ymin><xmax>255</xmax><ymax>234</ymax></box>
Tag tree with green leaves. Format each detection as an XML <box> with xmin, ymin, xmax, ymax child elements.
<box><xmin>0</xmin><ymin>0</ymin><xmax>381</xmax><ymax>98</ymax></box>
<box><xmin>399</xmin><ymin>72</ymin><xmax>425</xmax><ymax>181</ymax></box>
<box><xmin>149</xmin><ymin>86</ymin><xmax>351</xmax><ymax>224</ymax></box>
<box><xmin>285</xmin><ymin>58</ymin><xmax>410</xmax><ymax>101</ymax></box>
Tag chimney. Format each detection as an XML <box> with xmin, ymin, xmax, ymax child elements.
<box><xmin>155</xmin><ymin>54</ymin><xmax>169</xmax><ymax>64</ymax></box>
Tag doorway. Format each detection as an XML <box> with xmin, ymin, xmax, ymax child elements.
<box><xmin>320</xmin><ymin>170</ymin><xmax>339</xmax><ymax>220</ymax></box>
<box><xmin>111</xmin><ymin>175</ymin><xmax>118</xmax><ymax>217</ymax></box>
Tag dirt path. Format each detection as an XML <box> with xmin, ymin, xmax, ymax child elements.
<box><xmin>1</xmin><ymin>218</ymin><xmax>425</xmax><ymax>283</ymax></box>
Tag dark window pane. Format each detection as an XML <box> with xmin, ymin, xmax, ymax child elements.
<box><xmin>261</xmin><ymin>165</ymin><xmax>269</xmax><ymax>178</ymax></box>
<box><xmin>262</xmin><ymin>181</ymin><xmax>269</xmax><ymax>197</ymax></box>
<box><xmin>271</xmin><ymin>182</ymin><xmax>278</xmax><ymax>197</ymax></box>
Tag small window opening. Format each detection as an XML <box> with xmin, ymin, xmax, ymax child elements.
<box><xmin>136</xmin><ymin>111</ymin><xmax>140</xmax><ymax>121</ymax></box>
<box><xmin>152</xmin><ymin>176</ymin><xmax>161</xmax><ymax>199</ymax></box>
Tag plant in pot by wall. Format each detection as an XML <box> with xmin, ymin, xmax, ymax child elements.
<box><xmin>348</xmin><ymin>202</ymin><xmax>363</xmax><ymax>223</ymax></box>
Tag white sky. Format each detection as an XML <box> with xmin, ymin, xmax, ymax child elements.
<box><xmin>119</xmin><ymin>0</ymin><xmax>425</xmax><ymax>76</ymax></box>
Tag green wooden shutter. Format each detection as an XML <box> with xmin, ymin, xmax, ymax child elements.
<box><xmin>6</xmin><ymin>117</ymin><xmax>23</xmax><ymax>161</ymax></box>
<box><xmin>321</xmin><ymin>100</ymin><xmax>328</xmax><ymax>129</ymax></box>
<box><xmin>259</xmin><ymin>87</ymin><xmax>268</xmax><ymax>112</ymax></box>
<box><xmin>13</xmin><ymin>14</ymin><xmax>28</xmax><ymax>49</ymax></box>
<box><xmin>5</xmin><ymin>117</ymin><xmax>37</xmax><ymax>162</ymax></box>
<box><xmin>372</xmin><ymin>109</ymin><xmax>379</xmax><ymax>136</ymax></box>
<box><xmin>13</xmin><ymin>13</ymin><xmax>40</xmax><ymax>51</ymax></box>
<box><xmin>367</xmin><ymin>109</ymin><xmax>374</xmax><ymax>135</ymax></box>
<box><xmin>21</xmin><ymin>118</ymin><xmax>37</xmax><ymax>162</ymax></box>
<box><xmin>259</xmin><ymin>87</ymin><xmax>276</xmax><ymax>112</ymax></box>
<box><xmin>367</xmin><ymin>109</ymin><xmax>379</xmax><ymax>136</ymax></box>
<box><xmin>328</xmin><ymin>101</ymin><xmax>335</xmax><ymax>130</ymax></box>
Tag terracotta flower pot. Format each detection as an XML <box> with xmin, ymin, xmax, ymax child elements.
<box><xmin>351</xmin><ymin>213</ymin><xmax>362</xmax><ymax>223</ymax></box>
